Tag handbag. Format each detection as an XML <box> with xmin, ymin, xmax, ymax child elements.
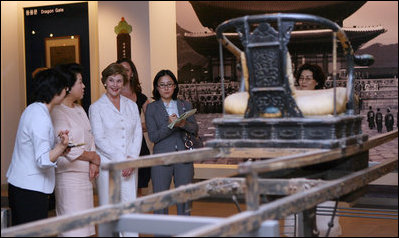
<box><xmin>183</xmin><ymin>131</ymin><xmax>204</xmax><ymax>150</ymax></box>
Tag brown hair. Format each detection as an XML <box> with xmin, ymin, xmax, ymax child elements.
<box><xmin>101</xmin><ymin>63</ymin><xmax>128</xmax><ymax>85</ymax></box>
<box><xmin>116</xmin><ymin>58</ymin><xmax>142</xmax><ymax>93</ymax></box>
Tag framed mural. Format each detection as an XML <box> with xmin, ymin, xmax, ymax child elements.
<box><xmin>24</xmin><ymin>2</ymin><xmax>91</xmax><ymax>111</ymax></box>
<box><xmin>45</xmin><ymin>35</ymin><xmax>80</xmax><ymax>68</ymax></box>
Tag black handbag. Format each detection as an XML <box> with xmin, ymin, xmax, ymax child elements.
<box><xmin>183</xmin><ymin>131</ymin><xmax>204</xmax><ymax>150</ymax></box>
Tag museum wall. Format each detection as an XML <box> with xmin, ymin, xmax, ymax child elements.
<box><xmin>1</xmin><ymin>1</ymin><xmax>177</xmax><ymax>185</ymax></box>
<box><xmin>98</xmin><ymin>1</ymin><xmax>177</xmax><ymax>100</ymax></box>
<box><xmin>1</xmin><ymin>2</ymin><xmax>24</xmax><ymax>187</ymax></box>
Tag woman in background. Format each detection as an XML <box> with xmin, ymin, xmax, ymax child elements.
<box><xmin>286</xmin><ymin>63</ymin><xmax>341</xmax><ymax>237</ymax></box>
<box><xmin>6</xmin><ymin>69</ymin><xmax>69</xmax><ymax>225</ymax></box>
<box><xmin>117</xmin><ymin>58</ymin><xmax>151</xmax><ymax>197</ymax></box>
<box><xmin>145</xmin><ymin>69</ymin><xmax>198</xmax><ymax>215</ymax></box>
<box><xmin>51</xmin><ymin>63</ymin><xmax>100</xmax><ymax>237</ymax></box>
<box><xmin>295</xmin><ymin>63</ymin><xmax>326</xmax><ymax>90</ymax></box>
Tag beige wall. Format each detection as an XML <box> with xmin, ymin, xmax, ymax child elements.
<box><xmin>149</xmin><ymin>1</ymin><xmax>178</xmax><ymax>80</ymax></box>
<box><xmin>1</xmin><ymin>1</ymin><xmax>177</xmax><ymax>185</ymax></box>
<box><xmin>97</xmin><ymin>1</ymin><xmax>177</xmax><ymax>99</ymax></box>
<box><xmin>1</xmin><ymin>1</ymin><xmax>25</xmax><ymax>186</ymax></box>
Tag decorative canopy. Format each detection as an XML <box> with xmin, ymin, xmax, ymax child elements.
<box><xmin>183</xmin><ymin>1</ymin><xmax>385</xmax><ymax>57</ymax></box>
<box><xmin>189</xmin><ymin>1</ymin><xmax>367</xmax><ymax>30</ymax></box>
<box><xmin>183</xmin><ymin>26</ymin><xmax>386</xmax><ymax>57</ymax></box>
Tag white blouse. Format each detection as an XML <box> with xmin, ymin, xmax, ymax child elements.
<box><xmin>89</xmin><ymin>94</ymin><xmax>142</xmax><ymax>163</ymax></box>
<box><xmin>164</xmin><ymin>99</ymin><xmax>179</xmax><ymax>116</ymax></box>
<box><xmin>51</xmin><ymin>103</ymin><xmax>96</xmax><ymax>173</ymax></box>
<box><xmin>6</xmin><ymin>102</ymin><xmax>57</xmax><ymax>193</ymax></box>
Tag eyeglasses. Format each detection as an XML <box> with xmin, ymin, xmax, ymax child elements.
<box><xmin>298</xmin><ymin>77</ymin><xmax>315</xmax><ymax>82</ymax></box>
<box><xmin>158</xmin><ymin>83</ymin><xmax>175</xmax><ymax>89</ymax></box>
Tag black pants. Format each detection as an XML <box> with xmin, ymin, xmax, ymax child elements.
<box><xmin>8</xmin><ymin>183</ymin><xmax>49</xmax><ymax>226</ymax></box>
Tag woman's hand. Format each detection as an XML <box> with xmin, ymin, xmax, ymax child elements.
<box><xmin>89</xmin><ymin>151</ymin><xmax>101</xmax><ymax>166</ymax></box>
<box><xmin>168</xmin><ymin>114</ymin><xmax>178</xmax><ymax>124</ymax></box>
<box><xmin>169</xmin><ymin>114</ymin><xmax>186</xmax><ymax>128</ymax></box>
<box><xmin>122</xmin><ymin>168</ymin><xmax>134</xmax><ymax>177</ymax></box>
<box><xmin>141</xmin><ymin>122</ymin><xmax>147</xmax><ymax>133</ymax></box>
<box><xmin>174</xmin><ymin>118</ymin><xmax>186</xmax><ymax>128</ymax></box>
<box><xmin>88</xmin><ymin>151</ymin><xmax>100</xmax><ymax>180</ymax></box>
<box><xmin>59</xmin><ymin>130</ymin><xmax>70</xmax><ymax>155</ymax></box>
<box><xmin>58</xmin><ymin>130</ymin><xmax>69</xmax><ymax>146</ymax></box>
<box><xmin>50</xmin><ymin>130</ymin><xmax>70</xmax><ymax>162</ymax></box>
<box><xmin>89</xmin><ymin>163</ymin><xmax>99</xmax><ymax>181</ymax></box>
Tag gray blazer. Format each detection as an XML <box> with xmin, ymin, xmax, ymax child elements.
<box><xmin>145</xmin><ymin>99</ymin><xmax>199</xmax><ymax>154</ymax></box>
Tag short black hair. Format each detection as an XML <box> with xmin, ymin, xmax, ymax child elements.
<box><xmin>152</xmin><ymin>69</ymin><xmax>179</xmax><ymax>100</ymax></box>
<box><xmin>31</xmin><ymin>68</ymin><xmax>67</xmax><ymax>104</ymax></box>
<box><xmin>55</xmin><ymin>63</ymin><xmax>83</xmax><ymax>95</ymax></box>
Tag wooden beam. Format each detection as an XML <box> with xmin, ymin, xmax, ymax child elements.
<box><xmin>1</xmin><ymin>178</ymin><xmax>237</xmax><ymax>237</ymax></box>
<box><xmin>238</xmin><ymin>130</ymin><xmax>398</xmax><ymax>174</ymax></box>
<box><xmin>194</xmin><ymin>164</ymin><xmax>238</xmax><ymax>179</ymax></box>
<box><xmin>101</xmin><ymin>147</ymin><xmax>225</xmax><ymax>170</ymax></box>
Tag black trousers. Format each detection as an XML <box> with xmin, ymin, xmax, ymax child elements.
<box><xmin>377</xmin><ymin>124</ymin><xmax>383</xmax><ymax>133</ymax></box>
<box><xmin>8</xmin><ymin>183</ymin><xmax>49</xmax><ymax>226</ymax></box>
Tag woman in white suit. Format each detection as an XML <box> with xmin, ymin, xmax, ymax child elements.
<box><xmin>89</xmin><ymin>63</ymin><xmax>142</xmax><ymax>236</ymax></box>
<box><xmin>6</xmin><ymin>69</ymin><xmax>69</xmax><ymax>226</ymax></box>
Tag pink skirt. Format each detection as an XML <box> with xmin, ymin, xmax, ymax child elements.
<box><xmin>55</xmin><ymin>172</ymin><xmax>95</xmax><ymax>237</ymax></box>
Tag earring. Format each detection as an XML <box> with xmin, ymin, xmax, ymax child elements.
<box><xmin>104</xmin><ymin>83</ymin><xmax>107</xmax><ymax>87</ymax></box>
<box><xmin>66</xmin><ymin>88</ymin><xmax>70</xmax><ymax>94</ymax></box>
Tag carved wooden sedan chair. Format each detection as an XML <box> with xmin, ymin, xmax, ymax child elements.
<box><xmin>207</xmin><ymin>13</ymin><xmax>374</xmax><ymax>150</ymax></box>
<box><xmin>206</xmin><ymin>13</ymin><xmax>375</xmax><ymax>236</ymax></box>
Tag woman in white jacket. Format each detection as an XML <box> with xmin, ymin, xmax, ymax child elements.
<box><xmin>89</xmin><ymin>63</ymin><xmax>142</xmax><ymax>236</ymax></box>
<box><xmin>6</xmin><ymin>69</ymin><xmax>69</xmax><ymax>225</ymax></box>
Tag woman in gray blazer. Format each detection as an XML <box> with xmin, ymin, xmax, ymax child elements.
<box><xmin>145</xmin><ymin>69</ymin><xmax>198</xmax><ymax>215</ymax></box>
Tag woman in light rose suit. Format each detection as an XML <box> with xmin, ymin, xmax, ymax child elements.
<box><xmin>51</xmin><ymin>63</ymin><xmax>100</xmax><ymax>237</ymax></box>
<box><xmin>89</xmin><ymin>63</ymin><xmax>142</xmax><ymax>237</ymax></box>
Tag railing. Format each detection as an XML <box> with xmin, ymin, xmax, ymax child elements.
<box><xmin>1</xmin><ymin>130</ymin><xmax>397</xmax><ymax>237</ymax></box>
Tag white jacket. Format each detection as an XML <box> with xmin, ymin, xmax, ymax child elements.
<box><xmin>6</xmin><ymin>103</ymin><xmax>57</xmax><ymax>194</ymax></box>
<box><xmin>89</xmin><ymin>94</ymin><xmax>142</xmax><ymax>163</ymax></box>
